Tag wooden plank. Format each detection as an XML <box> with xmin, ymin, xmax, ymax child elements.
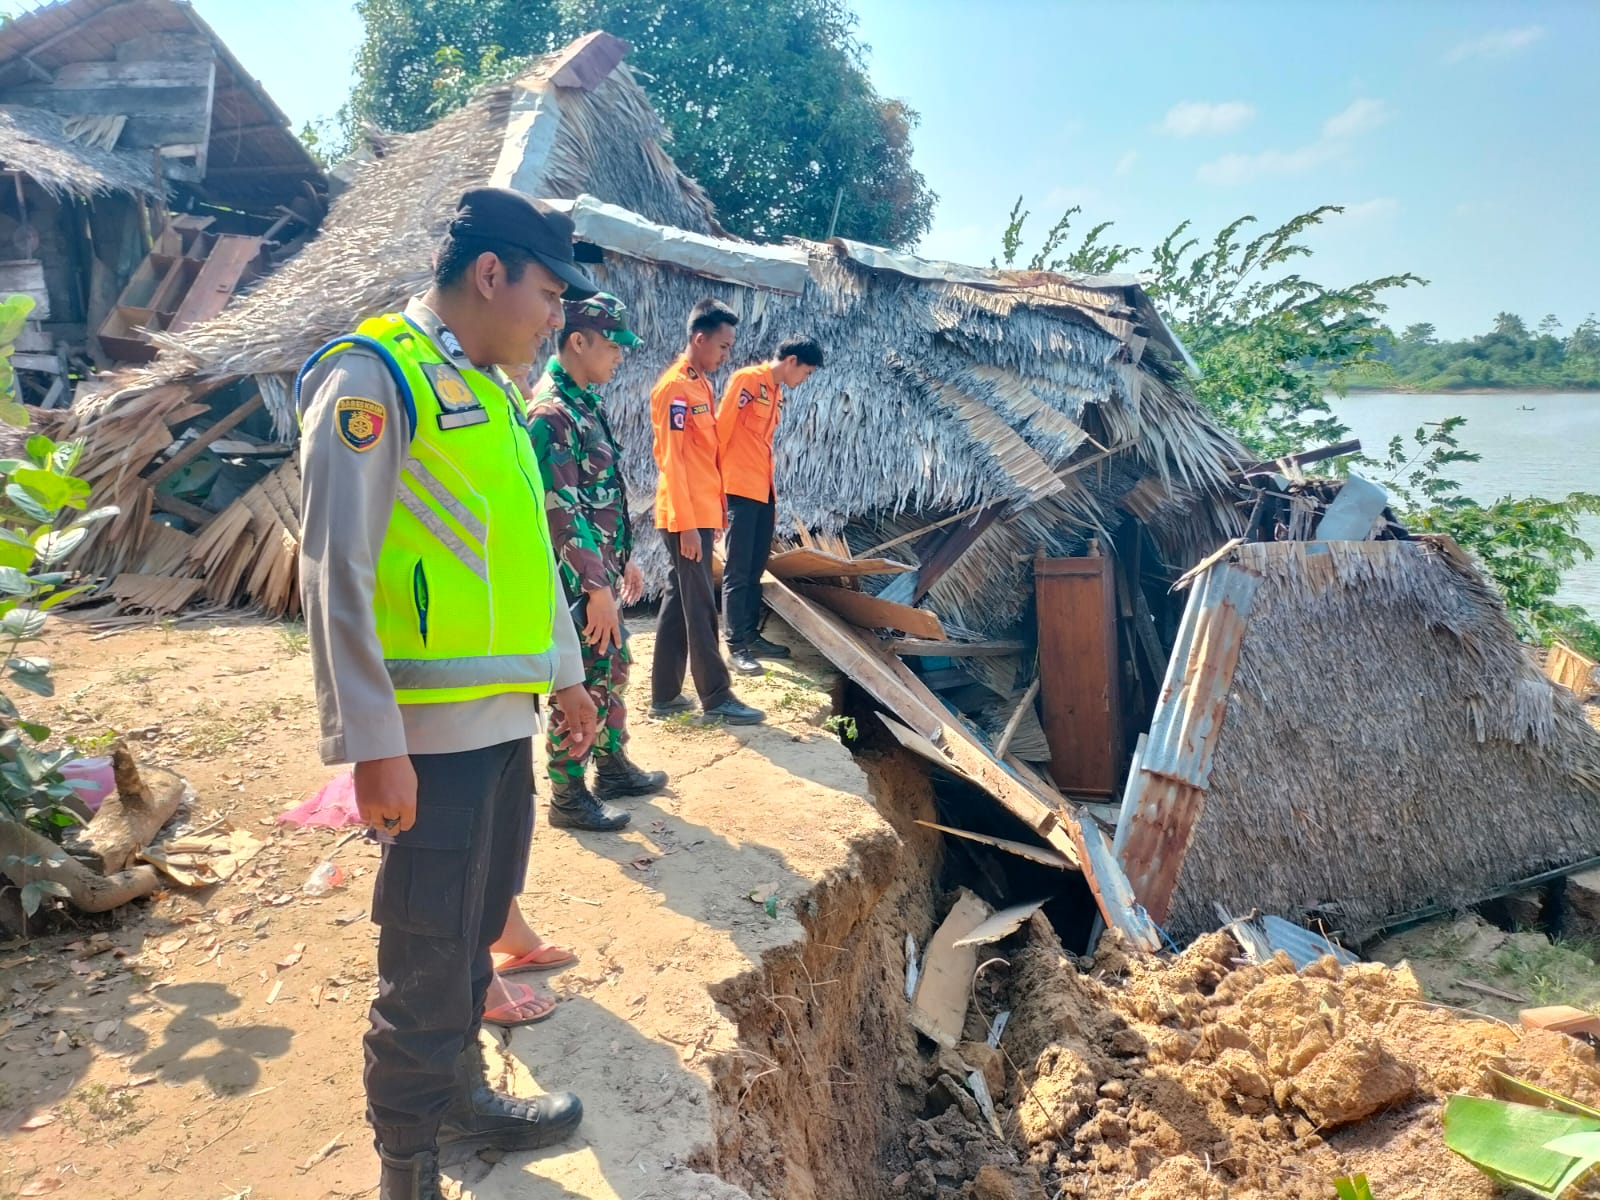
<box><xmin>1036</xmin><ymin>555</ymin><xmax>1123</xmax><ymax>797</ymax></box>
<box><xmin>792</xmin><ymin>582</ymin><xmax>945</xmax><ymax>640</ymax></box>
<box><xmin>766</xmin><ymin>548</ymin><xmax>913</xmax><ymax>580</ymax></box>
<box><xmin>49</xmin><ymin>59</ymin><xmax>215</xmax><ymax>89</ymax></box>
<box><xmin>547</xmin><ymin>30</ymin><xmax>632</xmax><ymax>91</ymax></box>
<box><xmin>910</xmin><ymin>889</ymin><xmax>992</xmax><ymax>1048</ymax></box>
<box><xmin>882</xmin><ymin>637</ymin><xmax>1024</xmax><ymax>658</ymax></box>
<box><xmin>913</xmin><ymin>506</ymin><xmax>1002</xmax><ymax>602</ymax></box>
<box><xmin>150</xmin><ymin>492</ymin><xmax>212</xmax><ymax>527</ymax></box>
<box><xmin>913</xmin><ymin>820</ymin><xmax>1074</xmax><ymax>870</ymax></box>
<box><xmin>0</xmin><ymin>260</ymin><xmax>50</xmax><ymax>319</ymax></box>
<box><xmin>12</xmin><ymin>352</ymin><xmax>64</xmax><ymax>373</ymax></box>
<box><xmin>765</xmin><ymin>580</ymin><xmax>944</xmax><ymax>745</ymax></box>
<box><xmin>1547</xmin><ymin>642</ymin><xmax>1598</xmax><ymax>696</ymax></box>
<box><xmin>995</xmin><ymin>678</ymin><xmax>1041</xmax><ymax>760</ymax></box>
<box><xmin>169</xmin><ymin>235</ymin><xmax>262</xmax><ymax>331</ymax></box>
<box><xmin>145</xmin><ymin>392</ymin><xmax>263</xmax><ymax>487</ymax></box>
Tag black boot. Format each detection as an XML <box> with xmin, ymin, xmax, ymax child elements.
<box><xmin>593</xmin><ymin>749</ymin><xmax>668</xmax><ymax>801</ymax></box>
<box><xmin>378</xmin><ymin>1148</ymin><xmax>446</xmax><ymax>1200</ymax></box>
<box><xmin>548</xmin><ymin>779</ymin><xmax>630</xmax><ymax>831</ymax></box>
<box><xmin>437</xmin><ymin>1042</ymin><xmax>584</xmax><ymax>1152</ymax></box>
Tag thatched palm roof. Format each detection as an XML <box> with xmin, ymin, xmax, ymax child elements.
<box><xmin>1164</xmin><ymin>538</ymin><xmax>1600</xmax><ymax>940</ymax></box>
<box><xmin>60</xmin><ymin>33</ymin><xmax>1244</xmax><ymax>634</ymax></box>
<box><xmin>0</xmin><ymin>105</ymin><xmax>162</xmax><ymax>198</ymax></box>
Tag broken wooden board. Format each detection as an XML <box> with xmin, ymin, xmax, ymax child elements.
<box><xmin>913</xmin><ymin>819</ymin><xmax>1074</xmax><ymax>870</ymax></box>
<box><xmin>767</xmin><ymin>580</ymin><xmax>944</xmax><ymax>744</ymax></box>
<box><xmin>884</xmin><ymin>637</ymin><xmax>1025</xmax><ymax>657</ymax></box>
<box><xmin>1547</xmin><ymin>641</ymin><xmax>1598</xmax><ymax>697</ymax></box>
<box><xmin>766</xmin><ymin>548</ymin><xmax>913</xmax><ymax>580</ymax></box>
<box><xmin>793</xmin><ymin>582</ymin><xmax>945</xmax><ymax>640</ymax></box>
<box><xmin>953</xmin><ymin>899</ymin><xmax>1049</xmax><ymax>948</ymax></box>
<box><xmin>910</xmin><ymin>888</ymin><xmax>993</xmax><ymax>1048</ymax></box>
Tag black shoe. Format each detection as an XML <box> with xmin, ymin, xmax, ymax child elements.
<box><xmin>649</xmin><ymin>694</ymin><xmax>695</xmax><ymax>718</ymax></box>
<box><xmin>704</xmin><ymin>697</ymin><xmax>766</xmax><ymax>725</ymax></box>
<box><xmin>438</xmin><ymin>1045</ymin><xmax>584</xmax><ymax>1152</ymax></box>
<box><xmin>729</xmin><ymin>646</ymin><xmax>764</xmax><ymax>676</ymax></box>
<box><xmin>378</xmin><ymin>1148</ymin><xmax>446</xmax><ymax>1200</ymax></box>
<box><xmin>749</xmin><ymin>635</ymin><xmax>792</xmax><ymax>660</ymax></box>
<box><xmin>594</xmin><ymin>749</ymin><xmax>668</xmax><ymax>801</ymax></box>
<box><xmin>548</xmin><ymin>779</ymin><xmax>630</xmax><ymax>831</ymax></box>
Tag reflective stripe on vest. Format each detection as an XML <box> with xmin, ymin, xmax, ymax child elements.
<box><xmin>299</xmin><ymin>313</ymin><xmax>561</xmax><ymax>705</ymax></box>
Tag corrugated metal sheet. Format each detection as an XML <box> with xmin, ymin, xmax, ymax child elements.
<box><xmin>1113</xmin><ymin>561</ymin><xmax>1258</xmax><ymax>925</ymax></box>
<box><xmin>1224</xmin><ymin>912</ymin><xmax>1359</xmax><ymax>970</ymax></box>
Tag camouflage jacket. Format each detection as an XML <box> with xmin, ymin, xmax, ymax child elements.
<box><xmin>525</xmin><ymin>358</ymin><xmax>634</xmax><ymax>601</ymax></box>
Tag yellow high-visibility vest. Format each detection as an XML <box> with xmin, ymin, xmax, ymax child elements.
<box><xmin>299</xmin><ymin>312</ymin><xmax>560</xmax><ymax>705</ymax></box>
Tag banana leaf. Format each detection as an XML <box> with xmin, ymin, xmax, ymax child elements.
<box><xmin>1333</xmin><ymin>1175</ymin><xmax>1375</xmax><ymax>1200</ymax></box>
<box><xmin>1443</xmin><ymin>1095</ymin><xmax>1600</xmax><ymax>1198</ymax></box>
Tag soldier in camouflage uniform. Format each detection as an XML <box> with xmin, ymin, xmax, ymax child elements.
<box><xmin>526</xmin><ymin>294</ymin><xmax>668</xmax><ymax>832</ymax></box>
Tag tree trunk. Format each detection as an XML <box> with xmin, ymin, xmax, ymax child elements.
<box><xmin>0</xmin><ymin>816</ymin><xmax>162</xmax><ymax>913</ymax></box>
<box><xmin>78</xmin><ymin>744</ymin><xmax>186</xmax><ymax>873</ymax></box>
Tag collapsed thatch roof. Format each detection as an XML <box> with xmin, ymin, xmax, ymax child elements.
<box><xmin>0</xmin><ymin>105</ymin><xmax>162</xmax><ymax>199</ymax></box>
<box><xmin>60</xmin><ymin>33</ymin><xmax>1244</xmax><ymax>635</ymax></box>
<box><xmin>1164</xmin><ymin>538</ymin><xmax>1600</xmax><ymax>940</ymax></box>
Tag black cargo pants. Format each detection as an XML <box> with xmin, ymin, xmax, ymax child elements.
<box><xmin>363</xmin><ymin>738</ymin><xmax>533</xmax><ymax>1154</ymax></box>
<box><xmin>651</xmin><ymin>528</ymin><xmax>734</xmax><ymax>711</ymax></box>
<box><xmin>722</xmin><ymin>493</ymin><xmax>776</xmax><ymax>650</ymax></box>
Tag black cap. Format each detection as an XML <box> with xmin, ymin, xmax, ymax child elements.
<box><xmin>451</xmin><ymin>187</ymin><xmax>597</xmax><ymax>297</ymax></box>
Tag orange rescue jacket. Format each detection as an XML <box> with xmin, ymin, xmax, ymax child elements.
<box><xmin>715</xmin><ymin>363</ymin><xmax>782</xmax><ymax>503</ymax></box>
<box><xmin>651</xmin><ymin>355</ymin><xmax>726</xmax><ymax>532</ymax></box>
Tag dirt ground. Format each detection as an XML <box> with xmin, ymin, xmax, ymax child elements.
<box><xmin>0</xmin><ymin>612</ymin><xmax>890</xmax><ymax>1200</ymax></box>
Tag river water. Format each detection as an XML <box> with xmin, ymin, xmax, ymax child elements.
<box><xmin>1330</xmin><ymin>392</ymin><xmax>1600</xmax><ymax>610</ymax></box>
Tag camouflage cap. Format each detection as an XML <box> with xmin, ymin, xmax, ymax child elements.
<box><xmin>561</xmin><ymin>292</ymin><xmax>641</xmax><ymax>347</ymax></box>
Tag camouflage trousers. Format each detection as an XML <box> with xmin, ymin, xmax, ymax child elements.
<box><xmin>547</xmin><ymin>629</ymin><xmax>631</xmax><ymax>784</ymax></box>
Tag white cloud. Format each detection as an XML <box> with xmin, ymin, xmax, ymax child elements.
<box><xmin>1322</xmin><ymin>98</ymin><xmax>1388</xmax><ymax>140</ymax></box>
<box><xmin>1198</xmin><ymin>98</ymin><xmax>1387</xmax><ymax>186</ymax></box>
<box><xmin>1159</xmin><ymin>100</ymin><xmax>1256</xmax><ymax>137</ymax></box>
<box><xmin>1114</xmin><ymin>150</ymin><xmax>1138</xmax><ymax>178</ymax></box>
<box><xmin>1446</xmin><ymin>25</ymin><xmax>1544</xmax><ymax>63</ymax></box>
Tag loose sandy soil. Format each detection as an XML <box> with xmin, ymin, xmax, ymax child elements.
<box><xmin>0</xmin><ymin>613</ymin><xmax>885</xmax><ymax>1200</ymax></box>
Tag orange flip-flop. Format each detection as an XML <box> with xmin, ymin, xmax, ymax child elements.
<box><xmin>492</xmin><ymin>944</ymin><xmax>579</xmax><ymax>975</ymax></box>
<box><xmin>483</xmin><ymin>979</ymin><xmax>556</xmax><ymax>1028</ymax></box>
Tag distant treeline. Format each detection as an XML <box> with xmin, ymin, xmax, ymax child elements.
<box><xmin>1356</xmin><ymin>312</ymin><xmax>1600</xmax><ymax>391</ymax></box>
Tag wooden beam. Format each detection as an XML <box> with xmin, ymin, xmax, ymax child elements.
<box><xmin>151</xmin><ymin>492</ymin><xmax>212</xmax><ymax>527</ymax></box>
<box><xmin>145</xmin><ymin>392</ymin><xmax>263</xmax><ymax>488</ymax></box>
<box><xmin>994</xmin><ymin>678</ymin><xmax>1041</xmax><ymax>760</ymax></box>
<box><xmin>881</xmin><ymin>637</ymin><xmax>1024</xmax><ymax>658</ymax></box>
<box><xmin>766</xmin><ymin>548</ymin><xmax>913</xmax><ymax>580</ymax></box>
<box><xmin>913</xmin><ymin>506</ymin><xmax>1002</xmax><ymax>602</ymax></box>
<box><xmin>792</xmin><ymin>581</ymin><xmax>945</xmax><ymax>641</ymax></box>
<box><xmin>1236</xmin><ymin>438</ymin><xmax>1362</xmax><ymax>476</ymax></box>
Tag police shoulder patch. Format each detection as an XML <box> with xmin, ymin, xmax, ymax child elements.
<box><xmin>335</xmin><ymin>396</ymin><xmax>387</xmax><ymax>452</ymax></box>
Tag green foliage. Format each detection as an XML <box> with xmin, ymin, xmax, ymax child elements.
<box><xmin>344</xmin><ymin>0</ymin><xmax>935</xmax><ymax>248</ymax></box>
<box><xmin>1371</xmin><ymin>310</ymin><xmax>1600</xmax><ymax>391</ymax></box>
<box><xmin>1372</xmin><ymin>422</ymin><xmax>1600</xmax><ymax>656</ymax></box>
<box><xmin>995</xmin><ymin>197</ymin><xmax>1140</xmax><ymax>275</ymax></box>
<box><xmin>998</xmin><ymin>203</ymin><xmax>1599</xmax><ymax>652</ymax></box>
<box><xmin>822</xmin><ymin>713</ymin><xmax>858</xmax><ymax>743</ymax></box>
<box><xmin>1333</xmin><ymin>1176</ymin><xmax>1375</xmax><ymax>1200</ymax></box>
<box><xmin>0</xmin><ymin>297</ymin><xmax>120</xmax><ymax>904</ymax></box>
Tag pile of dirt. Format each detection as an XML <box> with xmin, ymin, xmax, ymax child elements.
<box><xmin>983</xmin><ymin>923</ymin><xmax>1600</xmax><ymax>1200</ymax></box>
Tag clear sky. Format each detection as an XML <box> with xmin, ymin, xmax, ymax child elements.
<box><xmin>188</xmin><ymin>0</ymin><xmax>1598</xmax><ymax>340</ymax></box>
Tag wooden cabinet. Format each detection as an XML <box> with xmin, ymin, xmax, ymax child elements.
<box><xmin>1035</xmin><ymin>554</ymin><xmax>1123</xmax><ymax>797</ymax></box>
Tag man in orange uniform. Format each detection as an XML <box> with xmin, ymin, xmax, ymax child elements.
<box><xmin>649</xmin><ymin>298</ymin><xmax>764</xmax><ymax>724</ymax></box>
<box><xmin>716</xmin><ymin>336</ymin><xmax>825</xmax><ymax>676</ymax></box>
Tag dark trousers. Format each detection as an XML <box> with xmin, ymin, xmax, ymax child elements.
<box><xmin>652</xmin><ymin>527</ymin><xmax>734</xmax><ymax>710</ymax></box>
<box><xmin>722</xmin><ymin>494</ymin><xmax>776</xmax><ymax>649</ymax></box>
<box><xmin>364</xmin><ymin>739</ymin><xmax>534</xmax><ymax>1153</ymax></box>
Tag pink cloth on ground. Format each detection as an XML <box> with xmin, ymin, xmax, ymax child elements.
<box><xmin>276</xmin><ymin>770</ymin><xmax>361</xmax><ymax>828</ymax></box>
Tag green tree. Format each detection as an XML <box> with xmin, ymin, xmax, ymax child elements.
<box><xmin>1401</xmin><ymin>322</ymin><xmax>1437</xmax><ymax>346</ymax></box>
<box><xmin>1492</xmin><ymin>311</ymin><xmax>1529</xmax><ymax>339</ymax></box>
<box><xmin>344</xmin><ymin>0</ymin><xmax>936</xmax><ymax>248</ymax></box>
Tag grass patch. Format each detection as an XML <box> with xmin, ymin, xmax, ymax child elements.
<box><xmin>1491</xmin><ymin>936</ymin><xmax>1600</xmax><ymax>1008</ymax></box>
<box><xmin>110</xmin><ymin>666</ymin><xmax>154</xmax><ymax>687</ymax></box>
<box><xmin>180</xmin><ymin>699</ymin><xmax>285</xmax><ymax>758</ymax></box>
<box><xmin>60</xmin><ymin>1082</ymin><xmax>142</xmax><ymax>1138</ymax></box>
<box><xmin>278</xmin><ymin>621</ymin><xmax>309</xmax><ymax>656</ymax></box>
<box><xmin>67</xmin><ymin>729</ymin><xmax>119</xmax><ymax>755</ymax></box>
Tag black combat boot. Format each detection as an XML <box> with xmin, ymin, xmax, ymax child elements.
<box><xmin>437</xmin><ymin>1041</ymin><xmax>584</xmax><ymax>1152</ymax></box>
<box><xmin>548</xmin><ymin>778</ymin><xmax>630</xmax><ymax>831</ymax></box>
<box><xmin>378</xmin><ymin>1148</ymin><xmax>446</xmax><ymax>1200</ymax></box>
<box><xmin>593</xmin><ymin>748</ymin><xmax>668</xmax><ymax>801</ymax></box>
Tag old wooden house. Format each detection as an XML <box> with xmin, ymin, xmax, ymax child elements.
<box><xmin>0</xmin><ymin>0</ymin><xmax>326</xmax><ymax>402</ymax></box>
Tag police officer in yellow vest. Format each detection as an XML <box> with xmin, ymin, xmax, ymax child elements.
<box><xmin>297</xmin><ymin>188</ymin><xmax>601</xmax><ymax>1200</ymax></box>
